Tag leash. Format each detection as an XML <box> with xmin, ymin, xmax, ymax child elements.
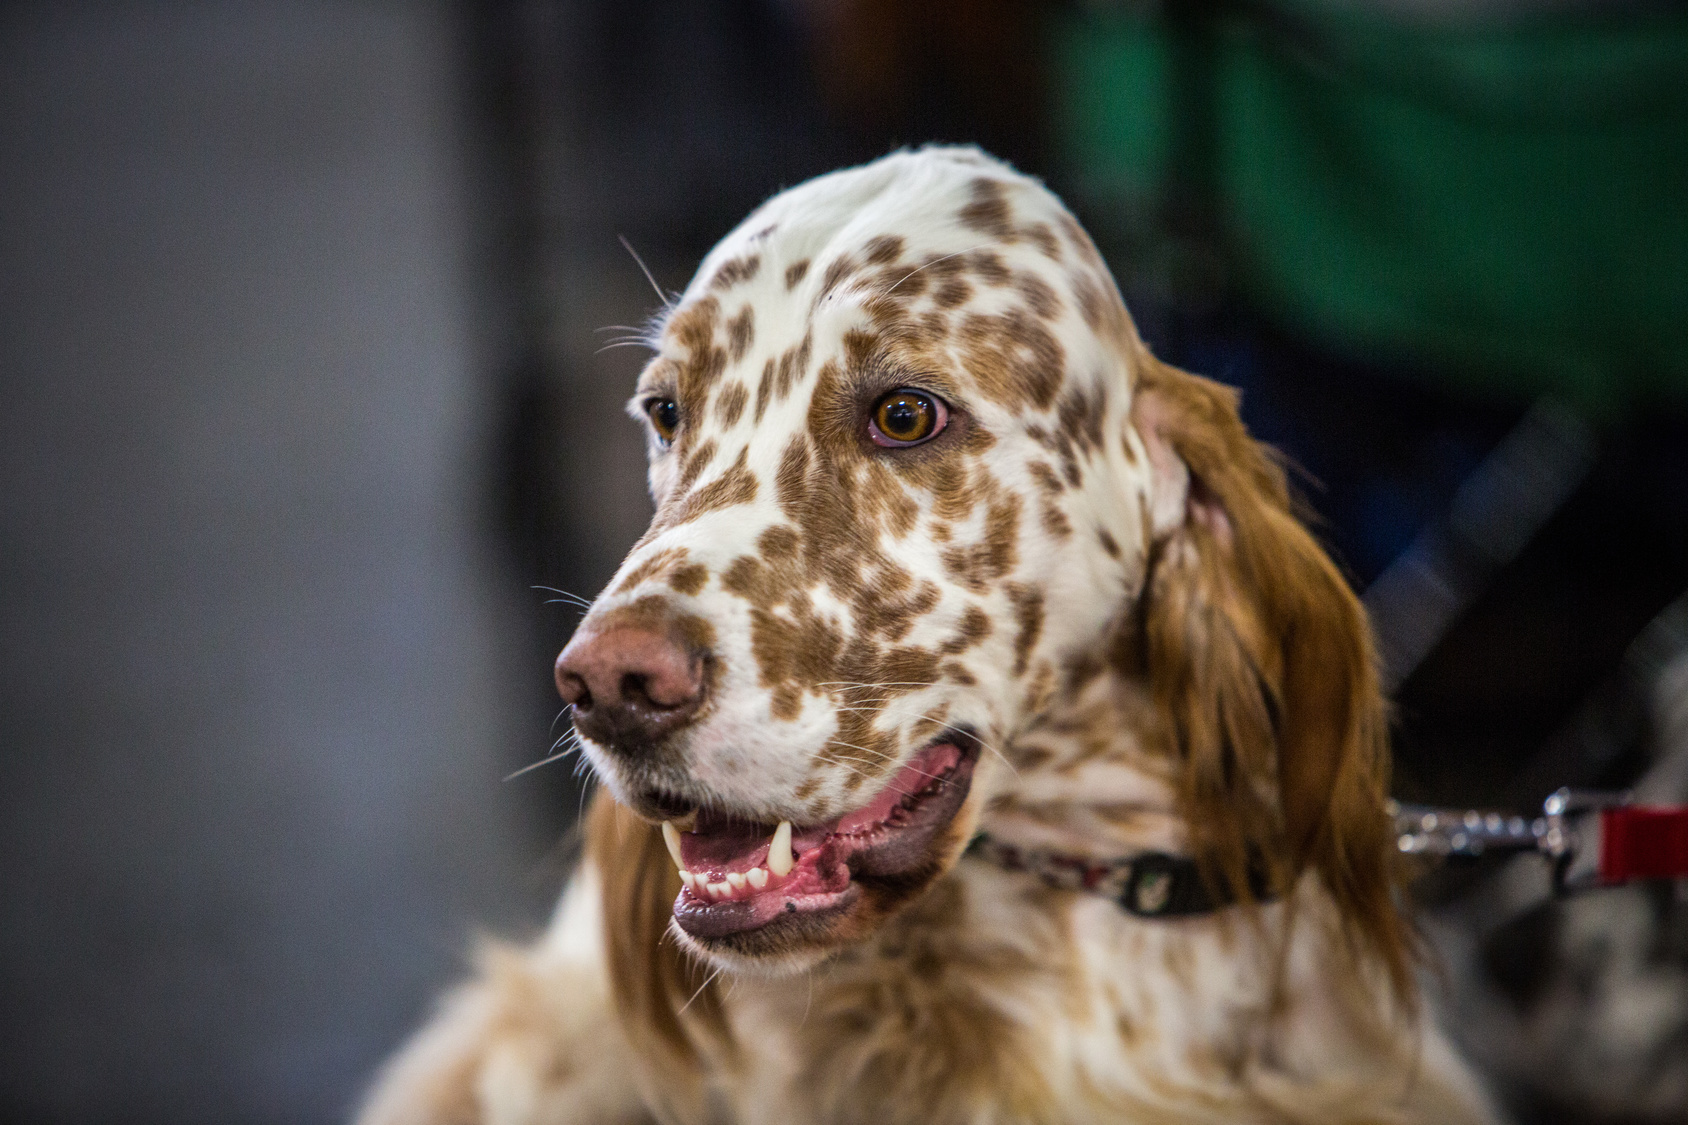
<box><xmin>1394</xmin><ymin>787</ymin><xmax>1688</xmax><ymax>893</ymax></box>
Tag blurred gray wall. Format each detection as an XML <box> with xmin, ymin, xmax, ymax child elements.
<box><xmin>0</xmin><ymin>4</ymin><xmax>570</xmax><ymax>1121</ymax></box>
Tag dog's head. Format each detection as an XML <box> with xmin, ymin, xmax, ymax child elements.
<box><xmin>566</xmin><ymin>147</ymin><xmax>1406</xmax><ymax>1069</ymax></box>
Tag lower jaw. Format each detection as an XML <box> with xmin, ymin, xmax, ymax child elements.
<box><xmin>672</xmin><ymin>881</ymin><xmax>862</xmax><ymax>943</ymax></box>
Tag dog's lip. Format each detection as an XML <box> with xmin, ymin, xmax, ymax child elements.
<box><xmin>670</xmin><ymin>734</ymin><xmax>980</xmax><ymax>940</ymax></box>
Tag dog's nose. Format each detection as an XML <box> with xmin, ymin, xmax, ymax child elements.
<box><xmin>555</xmin><ymin>623</ymin><xmax>706</xmax><ymax>751</ymax></box>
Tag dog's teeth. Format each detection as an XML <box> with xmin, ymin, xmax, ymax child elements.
<box><xmin>679</xmin><ymin>870</ymin><xmax>696</xmax><ymax>890</ymax></box>
<box><xmin>769</xmin><ymin>820</ymin><xmax>794</xmax><ymax>877</ymax></box>
<box><xmin>727</xmin><ymin>872</ymin><xmax>747</xmax><ymax>889</ymax></box>
<box><xmin>713</xmin><ymin>882</ymin><xmax>731</xmax><ymax>899</ymax></box>
<box><xmin>661</xmin><ymin>821</ymin><xmax>685</xmax><ymax>871</ymax></box>
<box><xmin>746</xmin><ymin>866</ymin><xmax>769</xmax><ymax>889</ymax></box>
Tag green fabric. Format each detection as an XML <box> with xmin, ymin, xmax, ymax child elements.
<box><xmin>1053</xmin><ymin>4</ymin><xmax>1688</xmax><ymax>407</ymax></box>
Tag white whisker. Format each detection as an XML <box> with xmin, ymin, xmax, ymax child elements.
<box><xmin>678</xmin><ymin>965</ymin><xmax>725</xmax><ymax>1015</ymax></box>
<box><xmin>619</xmin><ymin>234</ymin><xmax>673</xmax><ymax>310</ymax></box>
<box><xmin>883</xmin><ymin>244</ymin><xmax>990</xmax><ymax>296</ymax></box>
<box><xmin>533</xmin><ymin>585</ymin><xmax>594</xmax><ymax>610</ymax></box>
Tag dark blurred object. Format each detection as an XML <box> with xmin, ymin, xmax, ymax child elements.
<box><xmin>1425</xmin><ymin>593</ymin><xmax>1688</xmax><ymax>1125</ymax></box>
<box><xmin>0</xmin><ymin>5</ymin><xmax>551</xmax><ymax>1123</ymax></box>
<box><xmin>1053</xmin><ymin>0</ymin><xmax>1688</xmax><ymax>407</ymax></box>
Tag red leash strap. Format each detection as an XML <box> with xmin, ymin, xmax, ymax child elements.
<box><xmin>1601</xmin><ymin>806</ymin><xmax>1688</xmax><ymax>883</ymax></box>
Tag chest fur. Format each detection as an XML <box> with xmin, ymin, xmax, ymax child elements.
<box><xmin>710</xmin><ymin>862</ymin><xmax>1284</xmax><ymax>1125</ymax></box>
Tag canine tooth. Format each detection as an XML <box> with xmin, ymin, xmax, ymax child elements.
<box><xmin>680</xmin><ymin>870</ymin><xmax>696</xmax><ymax>890</ymax></box>
<box><xmin>769</xmin><ymin>820</ymin><xmax>794</xmax><ymax>877</ymax></box>
<box><xmin>746</xmin><ymin>867</ymin><xmax>769</xmax><ymax>889</ymax></box>
<box><xmin>661</xmin><ymin>821</ymin><xmax>685</xmax><ymax>870</ymax></box>
<box><xmin>727</xmin><ymin>872</ymin><xmax>747</xmax><ymax>889</ymax></box>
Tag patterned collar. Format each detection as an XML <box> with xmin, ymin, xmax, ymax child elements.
<box><xmin>966</xmin><ymin>832</ymin><xmax>1275</xmax><ymax>918</ymax></box>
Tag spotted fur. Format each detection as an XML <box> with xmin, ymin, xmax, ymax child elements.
<box><xmin>357</xmin><ymin>148</ymin><xmax>1498</xmax><ymax>1125</ymax></box>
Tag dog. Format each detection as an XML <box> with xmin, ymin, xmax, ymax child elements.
<box><xmin>357</xmin><ymin>147</ymin><xmax>1499</xmax><ymax>1125</ymax></box>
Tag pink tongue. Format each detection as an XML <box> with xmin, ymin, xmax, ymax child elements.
<box><xmin>676</xmin><ymin>741</ymin><xmax>962</xmax><ymax>876</ymax></box>
<box><xmin>679</xmin><ymin>818</ymin><xmax>769</xmax><ymax>874</ymax></box>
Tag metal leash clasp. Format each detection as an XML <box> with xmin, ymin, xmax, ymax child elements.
<box><xmin>1391</xmin><ymin>787</ymin><xmax>1634</xmax><ymax>896</ymax></box>
<box><xmin>1541</xmin><ymin>787</ymin><xmax>1631</xmax><ymax>894</ymax></box>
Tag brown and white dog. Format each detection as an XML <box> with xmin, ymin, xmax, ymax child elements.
<box><xmin>357</xmin><ymin>147</ymin><xmax>1499</xmax><ymax>1125</ymax></box>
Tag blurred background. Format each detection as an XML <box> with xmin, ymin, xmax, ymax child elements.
<box><xmin>1</xmin><ymin>1</ymin><xmax>1684</xmax><ymax>1122</ymax></box>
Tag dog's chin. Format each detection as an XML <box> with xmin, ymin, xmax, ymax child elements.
<box><xmin>663</xmin><ymin>737</ymin><xmax>981</xmax><ymax>971</ymax></box>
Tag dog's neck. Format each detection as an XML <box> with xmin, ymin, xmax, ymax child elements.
<box><xmin>979</xmin><ymin>656</ymin><xmax>1189</xmax><ymax>864</ymax></box>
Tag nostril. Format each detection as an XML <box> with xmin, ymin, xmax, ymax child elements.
<box><xmin>620</xmin><ymin>672</ymin><xmax>652</xmax><ymax>709</ymax></box>
<box><xmin>555</xmin><ymin>668</ymin><xmax>592</xmax><ymax>710</ymax></box>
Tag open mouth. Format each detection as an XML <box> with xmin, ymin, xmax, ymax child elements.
<box><xmin>659</xmin><ymin>736</ymin><xmax>980</xmax><ymax>941</ymax></box>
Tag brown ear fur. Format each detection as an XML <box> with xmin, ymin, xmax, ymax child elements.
<box><xmin>586</xmin><ymin>791</ymin><xmax>732</xmax><ymax>1124</ymax></box>
<box><xmin>1128</xmin><ymin>351</ymin><xmax>1414</xmax><ymax>1006</ymax></box>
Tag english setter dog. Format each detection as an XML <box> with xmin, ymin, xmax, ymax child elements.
<box><xmin>359</xmin><ymin>147</ymin><xmax>1498</xmax><ymax>1125</ymax></box>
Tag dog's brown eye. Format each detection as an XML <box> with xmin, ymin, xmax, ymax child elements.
<box><xmin>869</xmin><ymin>389</ymin><xmax>947</xmax><ymax>447</ymax></box>
<box><xmin>646</xmin><ymin>397</ymin><xmax>679</xmax><ymax>446</ymax></box>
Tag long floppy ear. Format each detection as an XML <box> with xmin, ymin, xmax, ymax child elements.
<box><xmin>586</xmin><ymin>791</ymin><xmax>731</xmax><ymax>1124</ymax></box>
<box><xmin>1127</xmin><ymin>351</ymin><xmax>1414</xmax><ymax>1004</ymax></box>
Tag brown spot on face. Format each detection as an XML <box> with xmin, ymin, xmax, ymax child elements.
<box><xmin>666</xmin><ymin>297</ymin><xmax>727</xmax><ymax>410</ymax></box>
<box><xmin>1027</xmin><ymin>461</ymin><xmax>1063</xmax><ymax>496</ymax></box>
<box><xmin>863</xmin><ymin>234</ymin><xmax>905</xmax><ymax>265</ymax></box>
<box><xmin>677</xmin><ymin>439</ymin><xmax>718</xmax><ymax>491</ymax></box>
<box><xmin>1024</xmin><ymin>222</ymin><xmax>1061</xmax><ymax>260</ymax></box>
<box><xmin>754</xmin><ymin>358</ymin><xmax>775</xmax><ymax>423</ymax></box>
<box><xmin>965</xmin><ymin>249</ymin><xmax>1011</xmax><ymax>286</ymax></box>
<box><xmin>613</xmin><ymin>545</ymin><xmax>690</xmax><ymax>595</ymax></box>
<box><xmin>1040</xmin><ymin>501</ymin><xmax>1072</xmax><ymax>540</ymax></box>
<box><xmin>957</xmin><ymin>309</ymin><xmax>1064</xmax><ymax>412</ymax></box>
<box><xmin>657</xmin><ymin>446</ymin><xmax>758</xmax><ymax>529</ymax></box>
<box><xmin>770</xmin><ymin>682</ymin><xmax>803</xmax><ymax>722</ymax></box>
<box><xmin>726</xmin><ymin>304</ymin><xmax>755</xmax><ymax>362</ymax></box>
<box><xmin>1007</xmin><ymin>583</ymin><xmax>1045</xmax><ymax>677</ymax></box>
<box><xmin>709</xmin><ymin>253</ymin><xmax>760</xmax><ymax>290</ymax></box>
<box><xmin>715</xmin><ymin>381</ymin><xmax>748</xmax><ymax>428</ymax></box>
<box><xmin>871</xmin><ymin>262</ymin><xmax>926</xmax><ymax>303</ymax></box>
<box><xmin>957</xmin><ymin>177</ymin><xmax>1015</xmax><ymax>240</ymax></box>
<box><xmin>939</xmin><ymin>605</ymin><xmax>992</xmax><ymax>655</ymax></box>
<box><xmin>758</xmin><ymin>523</ymin><xmax>800</xmax><ymax>561</ymax></box>
<box><xmin>856</xmin><ymin>459</ymin><xmax>921</xmax><ymax>540</ymax></box>
<box><xmin>784</xmin><ymin>259</ymin><xmax>809</xmax><ymax>289</ymax></box>
<box><xmin>933</xmin><ymin>278</ymin><xmax>972</xmax><ymax>309</ymax></box>
<box><xmin>775</xmin><ymin>435</ymin><xmax>811</xmax><ymax>520</ymax></box>
<box><xmin>773</xmin><ymin>332</ymin><xmax>812</xmax><ymax>404</ymax></box>
<box><xmin>669</xmin><ymin>563</ymin><xmax>709</xmax><ymax>596</ymax></box>
<box><xmin>1071</xmin><ymin>269</ymin><xmax>1105</xmax><ymax>333</ymax></box>
<box><xmin>1021</xmin><ymin>660</ymin><xmax>1056</xmax><ymax>716</ymax></box>
<box><xmin>1014</xmin><ymin>271</ymin><xmax>1061</xmax><ymax>320</ymax></box>
<box><xmin>816</xmin><ymin>255</ymin><xmax>858</xmax><ymax>303</ymax></box>
<box><xmin>1069</xmin><ymin>265</ymin><xmax>1134</xmax><ymax>352</ymax></box>
<box><xmin>1098</xmin><ymin>528</ymin><xmax>1121</xmax><ymax>558</ymax></box>
<box><xmin>941</xmin><ymin>660</ymin><xmax>977</xmax><ymax>686</ymax></box>
<box><xmin>1056</xmin><ymin>385</ymin><xmax>1107</xmax><ymax>455</ymax></box>
<box><xmin>940</xmin><ymin>493</ymin><xmax>1021</xmax><ymax>593</ymax></box>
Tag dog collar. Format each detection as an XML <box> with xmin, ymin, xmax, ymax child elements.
<box><xmin>966</xmin><ymin>832</ymin><xmax>1274</xmax><ymax>918</ymax></box>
